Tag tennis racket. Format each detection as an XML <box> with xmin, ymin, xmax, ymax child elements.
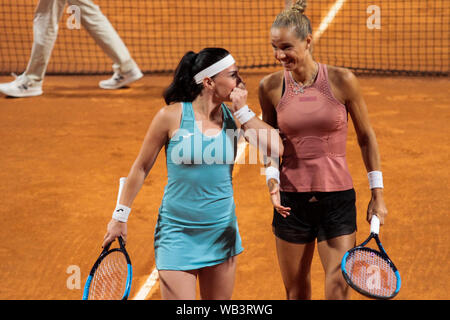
<box><xmin>341</xmin><ymin>215</ymin><xmax>401</xmax><ymax>299</ymax></box>
<box><xmin>82</xmin><ymin>177</ymin><xmax>132</xmax><ymax>300</ymax></box>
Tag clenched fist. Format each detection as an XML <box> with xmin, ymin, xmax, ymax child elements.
<box><xmin>229</xmin><ymin>82</ymin><xmax>248</xmax><ymax>112</ymax></box>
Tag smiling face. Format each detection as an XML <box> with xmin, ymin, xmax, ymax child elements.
<box><xmin>270</xmin><ymin>26</ymin><xmax>312</xmax><ymax>71</ymax></box>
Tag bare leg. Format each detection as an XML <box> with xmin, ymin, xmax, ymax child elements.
<box><xmin>275</xmin><ymin>236</ymin><xmax>315</xmax><ymax>300</ymax></box>
<box><xmin>317</xmin><ymin>232</ymin><xmax>356</xmax><ymax>300</ymax></box>
<box><xmin>198</xmin><ymin>256</ymin><xmax>237</xmax><ymax>300</ymax></box>
<box><xmin>158</xmin><ymin>269</ymin><xmax>198</xmax><ymax>300</ymax></box>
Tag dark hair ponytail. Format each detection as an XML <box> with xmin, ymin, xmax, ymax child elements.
<box><xmin>163</xmin><ymin>48</ymin><xmax>230</xmax><ymax>105</ymax></box>
<box><xmin>163</xmin><ymin>51</ymin><xmax>199</xmax><ymax>104</ymax></box>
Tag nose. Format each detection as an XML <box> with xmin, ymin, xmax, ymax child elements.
<box><xmin>236</xmin><ymin>75</ymin><xmax>245</xmax><ymax>87</ymax></box>
<box><xmin>274</xmin><ymin>48</ymin><xmax>286</xmax><ymax>61</ymax></box>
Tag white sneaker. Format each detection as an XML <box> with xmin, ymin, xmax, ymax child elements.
<box><xmin>0</xmin><ymin>74</ymin><xmax>43</xmax><ymax>97</ymax></box>
<box><xmin>99</xmin><ymin>66</ymin><xmax>143</xmax><ymax>90</ymax></box>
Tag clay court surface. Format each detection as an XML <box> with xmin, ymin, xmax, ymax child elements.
<box><xmin>0</xmin><ymin>72</ymin><xmax>448</xmax><ymax>300</ymax></box>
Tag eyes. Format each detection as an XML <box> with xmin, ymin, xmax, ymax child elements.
<box><xmin>271</xmin><ymin>43</ymin><xmax>293</xmax><ymax>51</ymax></box>
<box><xmin>213</xmin><ymin>69</ymin><xmax>239</xmax><ymax>82</ymax></box>
<box><xmin>229</xmin><ymin>71</ymin><xmax>239</xmax><ymax>79</ymax></box>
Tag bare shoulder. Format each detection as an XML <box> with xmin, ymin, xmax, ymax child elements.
<box><xmin>259</xmin><ymin>70</ymin><xmax>284</xmax><ymax>109</ymax></box>
<box><xmin>152</xmin><ymin>102</ymin><xmax>183</xmax><ymax>131</ymax></box>
<box><xmin>327</xmin><ymin>65</ymin><xmax>361</xmax><ymax>102</ymax></box>
<box><xmin>156</xmin><ymin>102</ymin><xmax>182</xmax><ymax>120</ymax></box>
<box><xmin>259</xmin><ymin>70</ymin><xmax>284</xmax><ymax>93</ymax></box>
<box><xmin>327</xmin><ymin>65</ymin><xmax>357</xmax><ymax>87</ymax></box>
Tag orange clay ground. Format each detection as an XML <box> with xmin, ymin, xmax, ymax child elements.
<box><xmin>0</xmin><ymin>72</ymin><xmax>448</xmax><ymax>300</ymax></box>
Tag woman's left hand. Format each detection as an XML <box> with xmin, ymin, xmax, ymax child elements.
<box><xmin>367</xmin><ymin>190</ymin><xmax>388</xmax><ymax>225</ymax></box>
<box><xmin>268</xmin><ymin>179</ymin><xmax>291</xmax><ymax>218</ymax></box>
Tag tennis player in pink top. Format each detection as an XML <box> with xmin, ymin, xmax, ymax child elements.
<box><xmin>259</xmin><ymin>0</ymin><xmax>388</xmax><ymax>300</ymax></box>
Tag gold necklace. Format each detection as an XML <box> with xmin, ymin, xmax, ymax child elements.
<box><xmin>291</xmin><ymin>62</ymin><xmax>318</xmax><ymax>94</ymax></box>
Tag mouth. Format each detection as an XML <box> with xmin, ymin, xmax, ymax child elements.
<box><xmin>280</xmin><ymin>60</ymin><xmax>294</xmax><ymax>68</ymax></box>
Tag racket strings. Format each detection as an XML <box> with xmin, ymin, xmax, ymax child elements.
<box><xmin>89</xmin><ymin>251</ymin><xmax>128</xmax><ymax>300</ymax></box>
<box><xmin>345</xmin><ymin>249</ymin><xmax>397</xmax><ymax>298</ymax></box>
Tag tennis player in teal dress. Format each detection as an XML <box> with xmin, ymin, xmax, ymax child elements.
<box><xmin>154</xmin><ymin>101</ymin><xmax>243</xmax><ymax>271</ymax></box>
<box><xmin>103</xmin><ymin>48</ymin><xmax>283</xmax><ymax>299</ymax></box>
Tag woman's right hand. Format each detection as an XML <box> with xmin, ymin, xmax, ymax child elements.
<box><xmin>230</xmin><ymin>82</ymin><xmax>248</xmax><ymax>112</ymax></box>
<box><xmin>268</xmin><ymin>178</ymin><xmax>291</xmax><ymax>218</ymax></box>
<box><xmin>102</xmin><ymin>219</ymin><xmax>127</xmax><ymax>248</ymax></box>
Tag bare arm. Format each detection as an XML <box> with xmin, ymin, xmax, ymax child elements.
<box><xmin>239</xmin><ymin>116</ymin><xmax>283</xmax><ymax>160</ymax></box>
<box><xmin>231</xmin><ymin>82</ymin><xmax>283</xmax><ymax>159</ymax></box>
<box><xmin>102</xmin><ymin>105</ymin><xmax>179</xmax><ymax>247</ymax></box>
<box><xmin>257</xmin><ymin>74</ymin><xmax>291</xmax><ymax>217</ymax></box>
<box><xmin>339</xmin><ymin>70</ymin><xmax>388</xmax><ymax>224</ymax></box>
<box><xmin>118</xmin><ymin>107</ymin><xmax>173</xmax><ymax>208</ymax></box>
<box><xmin>344</xmin><ymin>73</ymin><xmax>381</xmax><ymax>173</ymax></box>
<box><xmin>258</xmin><ymin>72</ymin><xmax>283</xmax><ymax>169</ymax></box>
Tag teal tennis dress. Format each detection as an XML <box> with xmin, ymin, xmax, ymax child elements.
<box><xmin>154</xmin><ymin>102</ymin><xmax>244</xmax><ymax>271</ymax></box>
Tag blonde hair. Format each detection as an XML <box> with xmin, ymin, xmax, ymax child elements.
<box><xmin>273</xmin><ymin>0</ymin><xmax>312</xmax><ymax>40</ymax></box>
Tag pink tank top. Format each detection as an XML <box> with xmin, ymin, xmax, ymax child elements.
<box><xmin>276</xmin><ymin>63</ymin><xmax>353</xmax><ymax>192</ymax></box>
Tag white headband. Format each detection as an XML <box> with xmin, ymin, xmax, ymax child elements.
<box><xmin>194</xmin><ymin>54</ymin><xmax>235</xmax><ymax>84</ymax></box>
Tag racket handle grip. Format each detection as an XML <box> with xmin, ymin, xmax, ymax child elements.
<box><xmin>117</xmin><ymin>177</ymin><xmax>127</xmax><ymax>205</ymax></box>
<box><xmin>370</xmin><ymin>215</ymin><xmax>380</xmax><ymax>234</ymax></box>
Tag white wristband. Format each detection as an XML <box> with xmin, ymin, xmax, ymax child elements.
<box><xmin>368</xmin><ymin>171</ymin><xmax>383</xmax><ymax>189</ymax></box>
<box><xmin>112</xmin><ymin>204</ymin><xmax>131</xmax><ymax>222</ymax></box>
<box><xmin>265</xmin><ymin>166</ymin><xmax>280</xmax><ymax>185</ymax></box>
<box><xmin>233</xmin><ymin>105</ymin><xmax>255</xmax><ymax>125</ymax></box>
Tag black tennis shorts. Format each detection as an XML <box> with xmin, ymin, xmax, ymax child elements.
<box><xmin>272</xmin><ymin>188</ymin><xmax>357</xmax><ymax>244</ymax></box>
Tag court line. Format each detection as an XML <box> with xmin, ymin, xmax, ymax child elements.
<box><xmin>132</xmin><ymin>267</ymin><xmax>159</xmax><ymax>300</ymax></box>
<box><xmin>313</xmin><ymin>0</ymin><xmax>346</xmax><ymax>43</ymax></box>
